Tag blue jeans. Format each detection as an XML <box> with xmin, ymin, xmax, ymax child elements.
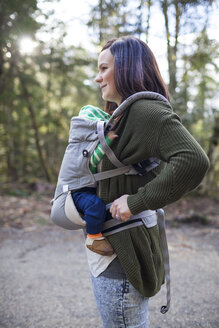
<box><xmin>90</xmin><ymin>273</ymin><xmax>149</xmax><ymax>328</ymax></box>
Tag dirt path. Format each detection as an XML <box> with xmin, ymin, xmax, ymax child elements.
<box><xmin>0</xmin><ymin>223</ymin><xmax>218</xmax><ymax>328</ymax></box>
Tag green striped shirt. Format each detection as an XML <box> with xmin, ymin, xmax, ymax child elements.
<box><xmin>79</xmin><ymin>105</ymin><xmax>111</xmax><ymax>122</ymax></box>
<box><xmin>79</xmin><ymin>105</ymin><xmax>112</xmax><ymax>173</ymax></box>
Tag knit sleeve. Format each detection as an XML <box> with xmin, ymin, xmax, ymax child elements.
<box><xmin>127</xmin><ymin>109</ymin><xmax>210</xmax><ymax>214</ymax></box>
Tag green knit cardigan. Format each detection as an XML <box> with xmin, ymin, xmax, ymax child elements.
<box><xmin>98</xmin><ymin>98</ymin><xmax>210</xmax><ymax>297</ymax></box>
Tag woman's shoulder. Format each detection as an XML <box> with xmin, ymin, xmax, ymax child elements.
<box><xmin>130</xmin><ymin>98</ymin><xmax>172</xmax><ymax>116</ymax></box>
<box><xmin>128</xmin><ymin>98</ymin><xmax>174</xmax><ymax>126</ymax></box>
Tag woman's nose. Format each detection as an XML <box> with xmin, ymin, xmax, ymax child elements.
<box><xmin>95</xmin><ymin>73</ymin><xmax>102</xmax><ymax>83</ymax></box>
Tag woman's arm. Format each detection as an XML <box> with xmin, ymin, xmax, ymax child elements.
<box><xmin>110</xmin><ymin>108</ymin><xmax>210</xmax><ymax>220</ymax></box>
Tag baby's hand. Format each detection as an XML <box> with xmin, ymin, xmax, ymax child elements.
<box><xmin>107</xmin><ymin>130</ymin><xmax>118</xmax><ymax>141</ymax></box>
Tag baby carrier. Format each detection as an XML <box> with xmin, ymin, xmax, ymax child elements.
<box><xmin>51</xmin><ymin>91</ymin><xmax>171</xmax><ymax>313</ymax></box>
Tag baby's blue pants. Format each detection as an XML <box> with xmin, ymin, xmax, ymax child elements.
<box><xmin>72</xmin><ymin>187</ymin><xmax>106</xmax><ymax>234</ymax></box>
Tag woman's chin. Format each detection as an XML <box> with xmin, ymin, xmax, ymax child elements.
<box><xmin>102</xmin><ymin>93</ymin><xmax>118</xmax><ymax>104</ymax></box>
<box><xmin>102</xmin><ymin>94</ymin><xmax>110</xmax><ymax>102</ymax></box>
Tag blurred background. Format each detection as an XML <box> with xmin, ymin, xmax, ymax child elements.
<box><xmin>0</xmin><ymin>0</ymin><xmax>219</xmax><ymax>212</ymax></box>
<box><xmin>0</xmin><ymin>2</ymin><xmax>219</xmax><ymax>327</ymax></box>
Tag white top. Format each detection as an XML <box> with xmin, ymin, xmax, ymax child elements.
<box><xmin>85</xmin><ymin>247</ymin><xmax>117</xmax><ymax>277</ymax></box>
<box><xmin>85</xmin><ymin>209</ymin><xmax>157</xmax><ymax>277</ymax></box>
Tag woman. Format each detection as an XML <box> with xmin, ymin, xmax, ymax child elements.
<box><xmin>88</xmin><ymin>36</ymin><xmax>209</xmax><ymax>327</ymax></box>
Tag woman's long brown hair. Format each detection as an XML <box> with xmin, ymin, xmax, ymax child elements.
<box><xmin>101</xmin><ymin>36</ymin><xmax>170</xmax><ymax>114</ymax></box>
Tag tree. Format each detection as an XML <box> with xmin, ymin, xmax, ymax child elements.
<box><xmin>0</xmin><ymin>1</ymin><xmax>98</xmax><ymax>183</ymax></box>
<box><xmin>0</xmin><ymin>0</ymin><xmax>40</xmax><ymax>181</ymax></box>
<box><xmin>181</xmin><ymin>28</ymin><xmax>219</xmax><ymax>195</ymax></box>
<box><xmin>159</xmin><ymin>0</ymin><xmax>214</xmax><ymax>102</ymax></box>
<box><xmin>88</xmin><ymin>0</ymin><xmax>131</xmax><ymax>47</ymax></box>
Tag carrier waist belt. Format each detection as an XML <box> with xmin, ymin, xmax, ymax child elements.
<box><xmin>102</xmin><ymin>209</ymin><xmax>157</xmax><ymax>237</ymax></box>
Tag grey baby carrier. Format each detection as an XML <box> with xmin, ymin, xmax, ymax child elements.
<box><xmin>51</xmin><ymin>91</ymin><xmax>168</xmax><ymax>230</ymax></box>
<box><xmin>51</xmin><ymin>91</ymin><xmax>171</xmax><ymax>313</ymax></box>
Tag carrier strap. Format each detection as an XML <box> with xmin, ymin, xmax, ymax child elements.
<box><xmin>97</xmin><ymin>120</ymin><xmax>124</xmax><ymax>168</ymax></box>
<box><xmin>94</xmin><ymin>165</ymin><xmax>132</xmax><ymax>181</ymax></box>
<box><xmin>157</xmin><ymin>209</ymin><xmax>171</xmax><ymax>314</ymax></box>
<box><xmin>106</xmin><ymin>91</ymin><xmax>170</xmax><ymax>128</ymax></box>
<box><xmin>53</xmin><ymin>166</ymin><xmax>134</xmax><ymax>202</ymax></box>
<box><xmin>102</xmin><ymin>209</ymin><xmax>156</xmax><ymax>236</ymax></box>
<box><xmin>102</xmin><ymin>206</ymin><xmax>171</xmax><ymax>314</ymax></box>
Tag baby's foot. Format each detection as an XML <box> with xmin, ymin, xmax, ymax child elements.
<box><xmin>86</xmin><ymin>236</ymin><xmax>114</xmax><ymax>256</ymax></box>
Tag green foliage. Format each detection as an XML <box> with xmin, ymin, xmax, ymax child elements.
<box><xmin>0</xmin><ymin>0</ymin><xmax>218</xmax><ymax>196</ymax></box>
<box><xmin>0</xmin><ymin>0</ymin><xmax>99</xmax><ymax>183</ymax></box>
<box><xmin>0</xmin><ymin>0</ymin><xmax>39</xmax><ymax>38</ymax></box>
<box><xmin>88</xmin><ymin>0</ymin><xmax>133</xmax><ymax>46</ymax></box>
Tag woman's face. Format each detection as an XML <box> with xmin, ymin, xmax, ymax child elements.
<box><xmin>95</xmin><ymin>49</ymin><xmax>122</xmax><ymax>106</ymax></box>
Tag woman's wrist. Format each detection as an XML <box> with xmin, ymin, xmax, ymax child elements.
<box><xmin>127</xmin><ymin>194</ymin><xmax>148</xmax><ymax>215</ymax></box>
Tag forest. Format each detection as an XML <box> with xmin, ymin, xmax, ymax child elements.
<box><xmin>0</xmin><ymin>2</ymin><xmax>219</xmax><ymax>326</ymax></box>
<box><xmin>0</xmin><ymin>0</ymin><xmax>219</xmax><ymax>197</ymax></box>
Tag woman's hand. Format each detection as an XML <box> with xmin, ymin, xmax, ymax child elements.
<box><xmin>110</xmin><ymin>194</ymin><xmax>132</xmax><ymax>221</ymax></box>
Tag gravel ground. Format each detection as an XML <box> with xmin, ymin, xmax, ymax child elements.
<box><xmin>0</xmin><ymin>224</ymin><xmax>218</xmax><ymax>328</ymax></box>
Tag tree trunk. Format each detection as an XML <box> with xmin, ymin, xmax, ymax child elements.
<box><xmin>201</xmin><ymin>115</ymin><xmax>219</xmax><ymax>196</ymax></box>
<box><xmin>3</xmin><ymin>59</ymin><xmax>18</xmax><ymax>181</ymax></box>
<box><xmin>99</xmin><ymin>0</ymin><xmax>104</xmax><ymax>45</ymax></box>
<box><xmin>146</xmin><ymin>0</ymin><xmax>152</xmax><ymax>43</ymax></box>
<box><xmin>5</xmin><ymin>108</ymin><xmax>18</xmax><ymax>181</ymax></box>
<box><xmin>18</xmin><ymin>75</ymin><xmax>52</xmax><ymax>182</ymax></box>
<box><xmin>12</xmin><ymin>54</ymin><xmax>52</xmax><ymax>182</ymax></box>
<box><xmin>161</xmin><ymin>0</ymin><xmax>181</xmax><ymax>100</ymax></box>
<box><xmin>207</xmin><ymin>116</ymin><xmax>219</xmax><ymax>166</ymax></box>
